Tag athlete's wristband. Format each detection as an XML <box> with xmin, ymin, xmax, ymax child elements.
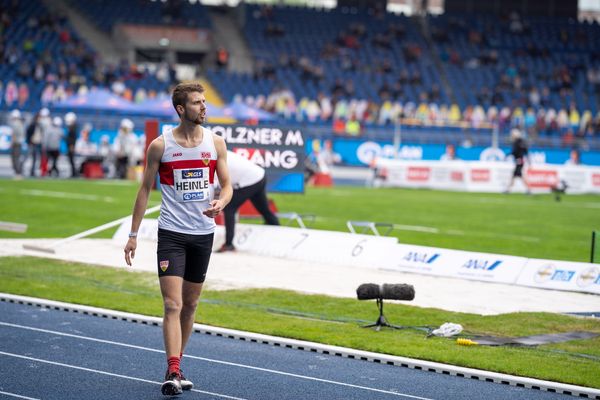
<box><xmin>128</xmin><ymin>232</ymin><xmax>138</xmax><ymax>238</ymax></box>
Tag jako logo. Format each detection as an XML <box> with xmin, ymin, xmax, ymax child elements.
<box><xmin>182</xmin><ymin>169</ymin><xmax>203</xmax><ymax>179</ymax></box>
<box><xmin>462</xmin><ymin>259</ymin><xmax>502</xmax><ymax>270</ymax></box>
<box><xmin>183</xmin><ymin>192</ymin><xmax>204</xmax><ymax>201</ymax></box>
<box><xmin>172</xmin><ymin>152</ymin><xmax>182</xmax><ymax>157</ymax></box>
<box><xmin>403</xmin><ymin>252</ymin><xmax>440</xmax><ymax>264</ymax></box>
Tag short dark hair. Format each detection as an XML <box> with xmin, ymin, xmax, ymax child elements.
<box><xmin>172</xmin><ymin>82</ymin><xmax>205</xmax><ymax>116</ymax></box>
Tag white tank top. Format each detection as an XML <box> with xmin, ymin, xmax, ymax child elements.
<box><xmin>157</xmin><ymin>127</ymin><xmax>218</xmax><ymax>235</ymax></box>
<box><xmin>226</xmin><ymin>151</ymin><xmax>265</xmax><ymax>189</ymax></box>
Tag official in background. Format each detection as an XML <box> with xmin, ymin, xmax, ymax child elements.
<box><xmin>64</xmin><ymin>112</ymin><xmax>78</xmax><ymax>177</ymax></box>
<box><xmin>45</xmin><ymin>117</ymin><xmax>64</xmax><ymax>177</ymax></box>
<box><xmin>505</xmin><ymin>128</ymin><xmax>531</xmax><ymax>194</ymax></box>
<box><xmin>217</xmin><ymin>151</ymin><xmax>280</xmax><ymax>252</ymax></box>
<box><xmin>8</xmin><ymin>109</ymin><xmax>25</xmax><ymax>179</ymax></box>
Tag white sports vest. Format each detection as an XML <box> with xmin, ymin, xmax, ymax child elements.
<box><xmin>157</xmin><ymin>127</ymin><xmax>218</xmax><ymax>235</ymax></box>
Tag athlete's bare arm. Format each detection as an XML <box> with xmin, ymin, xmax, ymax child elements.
<box><xmin>203</xmin><ymin>134</ymin><xmax>232</xmax><ymax>218</ymax></box>
<box><xmin>124</xmin><ymin>137</ymin><xmax>164</xmax><ymax>266</ymax></box>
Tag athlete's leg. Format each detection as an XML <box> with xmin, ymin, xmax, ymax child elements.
<box><xmin>159</xmin><ymin>276</ymin><xmax>184</xmax><ymax>361</ymax></box>
<box><xmin>180</xmin><ymin>280</ymin><xmax>203</xmax><ymax>354</ymax></box>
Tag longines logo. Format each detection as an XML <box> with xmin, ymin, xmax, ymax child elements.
<box><xmin>577</xmin><ymin>267</ymin><xmax>599</xmax><ymax>288</ymax></box>
<box><xmin>534</xmin><ymin>264</ymin><xmax>555</xmax><ymax>283</ymax></box>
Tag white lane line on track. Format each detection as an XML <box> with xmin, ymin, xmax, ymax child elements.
<box><xmin>0</xmin><ymin>391</ymin><xmax>40</xmax><ymax>400</ymax></box>
<box><xmin>0</xmin><ymin>351</ymin><xmax>246</xmax><ymax>400</ymax></box>
<box><xmin>18</xmin><ymin>189</ymin><xmax>116</xmax><ymax>203</ymax></box>
<box><xmin>0</xmin><ymin>321</ymin><xmax>433</xmax><ymax>400</ymax></box>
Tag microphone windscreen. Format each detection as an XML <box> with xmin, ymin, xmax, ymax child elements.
<box><xmin>381</xmin><ymin>283</ymin><xmax>415</xmax><ymax>301</ymax></box>
<box><xmin>356</xmin><ymin>283</ymin><xmax>381</xmax><ymax>300</ymax></box>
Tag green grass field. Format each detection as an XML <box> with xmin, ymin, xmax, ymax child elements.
<box><xmin>1</xmin><ymin>178</ymin><xmax>599</xmax><ymax>387</ymax></box>
<box><xmin>1</xmin><ymin>178</ymin><xmax>599</xmax><ymax>261</ymax></box>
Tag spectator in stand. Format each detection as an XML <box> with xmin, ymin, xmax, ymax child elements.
<box><xmin>64</xmin><ymin>112</ymin><xmax>78</xmax><ymax>177</ymax></box>
<box><xmin>8</xmin><ymin>109</ymin><xmax>25</xmax><ymax>179</ymax></box>
<box><xmin>216</xmin><ymin>47</ymin><xmax>229</xmax><ymax>69</ymax></box>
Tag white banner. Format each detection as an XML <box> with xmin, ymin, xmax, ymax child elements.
<box><xmin>517</xmin><ymin>258</ymin><xmax>600</xmax><ymax>294</ymax></box>
<box><xmin>374</xmin><ymin>159</ymin><xmax>600</xmax><ymax>194</ymax></box>
<box><xmin>386</xmin><ymin>244</ymin><xmax>527</xmax><ymax>284</ymax></box>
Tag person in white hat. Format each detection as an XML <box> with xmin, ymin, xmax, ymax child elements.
<box><xmin>45</xmin><ymin>116</ymin><xmax>64</xmax><ymax>177</ymax></box>
<box><xmin>114</xmin><ymin>118</ymin><xmax>136</xmax><ymax>179</ymax></box>
<box><xmin>8</xmin><ymin>109</ymin><xmax>25</xmax><ymax>179</ymax></box>
<box><xmin>64</xmin><ymin>112</ymin><xmax>78</xmax><ymax>177</ymax></box>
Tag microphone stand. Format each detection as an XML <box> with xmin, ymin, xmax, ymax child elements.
<box><xmin>362</xmin><ymin>298</ymin><xmax>405</xmax><ymax>331</ymax></box>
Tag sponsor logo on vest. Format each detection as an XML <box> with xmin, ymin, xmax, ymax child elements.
<box><xmin>181</xmin><ymin>169</ymin><xmax>203</xmax><ymax>179</ymax></box>
<box><xmin>172</xmin><ymin>152</ymin><xmax>182</xmax><ymax>157</ymax></box>
<box><xmin>201</xmin><ymin>152</ymin><xmax>212</xmax><ymax>158</ymax></box>
<box><xmin>183</xmin><ymin>192</ymin><xmax>205</xmax><ymax>201</ymax></box>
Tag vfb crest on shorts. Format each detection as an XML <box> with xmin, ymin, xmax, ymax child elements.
<box><xmin>160</xmin><ymin>260</ymin><xmax>169</xmax><ymax>272</ymax></box>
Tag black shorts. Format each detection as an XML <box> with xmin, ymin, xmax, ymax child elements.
<box><xmin>157</xmin><ymin>228</ymin><xmax>214</xmax><ymax>283</ymax></box>
<box><xmin>513</xmin><ymin>164</ymin><xmax>524</xmax><ymax>177</ymax></box>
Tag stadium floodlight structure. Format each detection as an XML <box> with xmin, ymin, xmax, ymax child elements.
<box><xmin>356</xmin><ymin>283</ymin><xmax>415</xmax><ymax>331</ymax></box>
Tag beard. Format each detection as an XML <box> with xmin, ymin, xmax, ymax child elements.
<box><xmin>183</xmin><ymin>109</ymin><xmax>206</xmax><ymax>125</ymax></box>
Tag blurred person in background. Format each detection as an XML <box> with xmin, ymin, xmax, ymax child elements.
<box><xmin>440</xmin><ymin>143</ymin><xmax>459</xmax><ymax>161</ymax></box>
<box><xmin>216</xmin><ymin>151</ymin><xmax>280</xmax><ymax>252</ymax></box>
<box><xmin>505</xmin><ymin>128</ymin><xmax>531</xmax><ymax>194</ymax></box>
<box><xmin>64</xmin><ymin>112</ymin><xmax>78</xmax><ymax>177</ymax></box>
<box><xmin>45</xmin><ymin>116</ymin><xmax>64</xmax><ymax>177</ymax></box>
<box><xmin>98</xmin><ymin>134</ymin><xmax>115</xmax><ymax>177</ymax></box>
<box><xmin>565</xmin><ymin>148</ymin><xmax>581</xmax><ymax>166</ymax></box>
<box><xmin>8</xmin><ymin>109</ymin><xmax>25</xmax><ymax>179</ymax></box>
<box><xmin>114</xmin><ymin>118</ymin><xmax>135</xmax><ymax>179</ymax></box>
<box><xmin>75</xmin><ymin>123</ymin><xmax>99</xmax><ymax>174</ymax></box>
<box><xmin>25</xmin><ymin>108</ymin><xmax>48</xmax><ymax>177</ymax></box>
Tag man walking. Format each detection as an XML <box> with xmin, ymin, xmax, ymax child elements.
<box><xmin>124</xmin><ymin>82</ymin><xmax>232</xmax><ymax>395</ymax></box>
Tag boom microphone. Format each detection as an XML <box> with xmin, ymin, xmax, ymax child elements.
<box><xmin>356</xmin><ymin>283</ymin><xmax>415</xmax><ymax>301</ymax></box>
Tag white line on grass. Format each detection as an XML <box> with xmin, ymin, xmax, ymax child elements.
<box><xmin>19</xmin><ymin>189</ymin><xmax>115</xmax><ymax>203</ymax></box>
<box><xmin>0</xmin><ymin>321</ymin><xmax>433</xmax><ymax>400</ymax></box>
<box><xmin>393</xmin><ymin>224</ymin><xmax>440</xmax><ymax>233</ymax></box>
<box><xmin>0</xmin><ymin>351</ymin><xmax>246</xmax><ymax>400</ymax></box>
<box><xmin>0</xmin><ymin>391</ymin><xmax>40</xmax><ymax>400</ymax></box>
